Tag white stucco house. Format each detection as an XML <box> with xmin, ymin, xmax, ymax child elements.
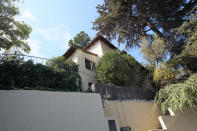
<box><xmin>63</xmin><ymin>35</ymin><xmax>117</xmax><ymax>91</ymax></box>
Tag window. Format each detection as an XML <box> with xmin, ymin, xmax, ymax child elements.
<box><xmin>108</xmin><ymin>120</ymin><xmax>117</xmax><ymax>131</ymax></box>
<box><xmin>85</xmin><ymin>59</ymin><xmax>95</xmax><ymax>71</ymax></box>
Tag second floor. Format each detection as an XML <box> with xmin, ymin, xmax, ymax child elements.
<box><xmin>63</xmin><ymin>35</ymin><xmax>117</xmax><ymax>75</ymax></box>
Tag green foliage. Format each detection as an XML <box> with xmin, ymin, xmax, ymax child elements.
<box><xmin>176</xmin><ymin>13</ymin><xmax>197</xmax><ymax>46</ymax></box>
<box><xmin>46</xmin><ymin>56</ymin><xmax>78</xmax><ymax>72</ymax></box>
<box><xmin>171</xmin><ymin>41</ymin><xmax>197</xmax><ymax>76</ymax></box>
<box><xmin>96</xmin><ymin>50</ymin><xmax>148</xmax><ymax>87</ymax></box>
<box><xmin>0</xmin><ymin>57</ymin><xmax>80</xmax><ymax>91</ymax></box>
<box><xmin>154</xmin><ymin>73</ymin><xmax>197</xmax><ymax>114</ymax></box>
<box><xmin>93</xmin><ymin>0</ymin><xmax>196</xmax><ymax>51</ymax></box>
<box><xmin>153</xmin><ymin>63</ymin><xmax>178</xmax><ymax>87</ymax></box>
<box><xmin>172</xmin><ymin>14</ymin><xmax>197</xmax><ymax>75</ymax></box>
<box><xmin>140</xmin><ymin>35</ymin><xmax>168</xmax><ymax>67</ymax></box>
<box><xmin>93</xmin><ymin>0</ymin><xmax>197</xmax><ymax>83</ymax></box>
<box><xmin>0</xmin><ymin>0</ymin><xmax>32</xmax><ymax>52</ymax></box>
<box><xmin>68</xmin><ymin>31</ymin><xmax>91</xmax><ymax>48</ymax></box>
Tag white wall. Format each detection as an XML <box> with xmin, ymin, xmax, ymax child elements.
<box><xmin>87</xmin><ymin>40</ymin><xmax>103</xmax><ymax>57</ymax></box>
<box><xmin>71</xmin><ymin>54</ymin><xmax>78</xmax><ymax>64</ymax></box>
<box><xmin>100</xmin><ymin>41</ymin><xmax>114</xmax><ymax>55</ymax></box>
<box><xmin>87</xmin><ymin>40</ymin><xmax>114</xmax><ymax>57</ymax></box>
<box><xmin>0</xmin><ymin>90</ymin><xmax>109</xmax><ymax>131</ymax></box>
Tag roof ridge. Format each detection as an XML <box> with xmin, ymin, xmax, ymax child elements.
<box><xmin>83</xmin><ymin>35</ymin><xmax>117</xmax><ymax>50</ymax></box>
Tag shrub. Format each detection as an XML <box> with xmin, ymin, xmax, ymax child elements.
<box><xmin>0</xmin><ymin>57</ymin><xmax>80</xmax><ymax>91</ymax></box>
<box><xmin>153</xmin><ymin>63</ymin><xmax>178</xmax><ymax>87</ymax></box>
<box><xmin>46</xmin><ymin>56</ymin><xmax>78</xmax><ymax>71</ymax></box>
<box><xmin>154</xmin><ymin>73</ymin><xmax>197</xmax><ymax>113</ymax></box>
<box><xmin>96</xmin><ymin>50</ymin><xmax>149</xmax><ymax>87</ymax></box>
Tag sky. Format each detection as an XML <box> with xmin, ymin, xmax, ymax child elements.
<box><xmin>17</xmin><ymin>0</ymin><xmax>144</xmax><ymax>63</ymax></box>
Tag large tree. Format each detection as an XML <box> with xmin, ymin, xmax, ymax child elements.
<box><xmin>68</xmin><ymin>31</ymin><xmax>91</xmax><ymax>48</ymax></box>
<box><xmin>93</xmin><ymin>0</ymin><xmax>196</xmax><ymax>55</ymax></box>
<box><xmin>140</xmin><ymin>35</ymin><xmax>168</xmax><ymax>67</ymax></box>
<box><xmin>0</xmin><ymin>0</ymin><xmax>32</xmax><ymax>52</ymax></box>
<box><xmin>172</xmin><ymin>13</ymin><xmax>197</xmax><ymax>75</ymax></box>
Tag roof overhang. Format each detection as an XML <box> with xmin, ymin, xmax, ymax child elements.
<box><xmin>63</xmin><ymin>46</ymin><xmax>77</xmax><ymax>59</ymax></box>
<box><xmin>83</xmin><ymin>35</ymin><xmax>117</xmax><ymax>50</ymax></box>
<box><xmin>63</xmin><ymin>47</ymin><xmax>98</xmax><ymax>59</ymax></box>
<box><xmin>63</xmin><ymin>35</ymin><xmax>116</xmax><ymax>59</ymax></box>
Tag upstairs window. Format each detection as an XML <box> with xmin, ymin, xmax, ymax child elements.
<box><xmin>85</xmin><ymin>59</ymin><xmax>95</xmax><ymax>71</ymax></box>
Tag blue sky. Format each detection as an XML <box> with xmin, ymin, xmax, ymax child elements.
<box><xmin>18</xmin><ymin>0</ymin><xmax>144</xmax><ymax>63</ymax></box>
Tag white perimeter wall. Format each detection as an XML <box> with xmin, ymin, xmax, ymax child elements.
<box><xmin>0</xmin><ymin>90</ymin><xmax>109</xmax><ymax>131</ymax></box>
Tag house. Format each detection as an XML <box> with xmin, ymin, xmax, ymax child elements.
<box><xmin>63</xmin><ymin>35</ymin><xmax>117</xmax><ymax>91</ymax></box>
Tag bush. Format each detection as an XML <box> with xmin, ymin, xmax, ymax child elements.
<box><xmin>153</xmin><ymin>63</ymin><xmax>178</xmax><ymax>87</ymax></box>
<box><xmin>96</xmin><ymin>50</ymin><xmax>149</xmax><ymax>87</ymax></box>
<box><xmin>0</xmin><ymin>57</ymin><xmax>80</xmax><ymax>91</ymax></box>
<box><xmin>154</xmin><ymin>73</ymin><xmax>197</xmax><ymax>113</ymax></box>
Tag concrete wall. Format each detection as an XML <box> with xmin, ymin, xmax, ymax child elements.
<box><xmin>103</xmin><ymin>101</ymin><xmax>161</xmax><ymax>131</ymax></box>
<box><xmin>0</xmin><ymin>90</ymin><xmax>109</xmax><ymax>131</ymax></box>
<box><xmin>163</xmin><ymin>109</ymin><xmax>197</xmax><ymax>131</ymax></box>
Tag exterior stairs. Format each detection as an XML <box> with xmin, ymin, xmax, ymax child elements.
<box><xmin>149</xmin><ymin>108</ymin><xmax>175</xmax><ymax>131</ymax></box>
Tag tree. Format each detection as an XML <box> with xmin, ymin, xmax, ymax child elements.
<box><xmin>153</xmin><ymin>63</ymin><xmax>178</xmax><ymax>88</ymax></box>
<box><xmin>175</xmin><ymin>13</ymin><xmax>197</xmax><ymax>49</ymax></box>
<box><xmin>0</xmin><ymin>0</ymin><xmax>32</xmax><ymax>52</ymax></box>
<box><xmin>172</xmin><ymin>13</ymin><xmax>197</xmax><ymax>75</ymax></box>
<box><xmin>93</xmin><ymin>0</ymin><xmax>196</xmax><ymax>54</ymax></box>
<box><xmin>140</xmin><ymin>35</ymin><xmax>168</xmax><ymax>67</ymax></box>
<box><xmin>154</xmin><ymin>73</ymin><xmax>197</xmax><ymax>114</ymax></box>
<box><xmin>96</xmin><ymin>50</ymin><xmax>147</xmax><ymax>87</ymax></box>
<box><xmin>46</xmin><ymin>56</ymin><xmax>78</xmax><ymax>71</ymax></box>
<box><xmin>68</xmin><ymin>31</ymin><xmax>91</xmax><ymax>48</ymax></box>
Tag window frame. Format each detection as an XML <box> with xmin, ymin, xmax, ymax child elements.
<box><xmin>106</xmin><ymin>117</ymin><xmax>120</xmax><ymax>131</ymax></box>
<box><xmin>85</xmin><ymin>58</ymin><xmax>95</xmax><ymax>71</ymax></box>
